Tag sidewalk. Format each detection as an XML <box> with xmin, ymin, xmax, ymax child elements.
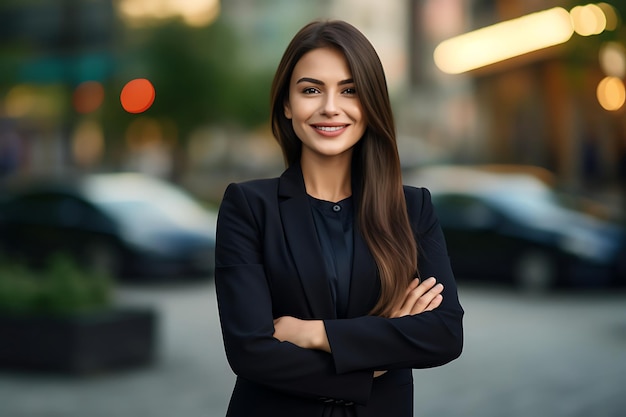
<box><xmin>0</xmin><ymin>280</ymin><xmax>234</xmax><ymax>417</ymax></box>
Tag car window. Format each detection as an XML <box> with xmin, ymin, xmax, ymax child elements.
<box><xmin>4</xmin><ymin>193</ymin><xmax>113</xmax><ymax>231</ymax></box>
<box><xmin>4</xmin><ymin>193</ymin><xmax>64</xmax><ymax>225</ymax></box>
<box><xmin>433</xmin><ymin>194</ymin><xmax>500</xmax><ymax>229</ymax></box>
<box><xmin>486</xmin><ymin>192</ymin><xmax>566</xmax><ymax>225</ymax></box>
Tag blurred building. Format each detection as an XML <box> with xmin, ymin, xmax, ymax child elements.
<box><xmin>1</xmin><ymin>0</ymin><xmax>625</xmax><ymax>209</ymax></box>
<box><xmin>221</xmin><ymin>0</ymin><xmax>409</xmax><ymax>91</ymax></box>
<box><xmin>0</xmin><ymin>0</ymin><xmax>117</xmax><ymax>178</ymax></box>
<box><xmin>406</xmin><ymin>0</ymin><xmax>626</xmax><ymax>203</ymax></box>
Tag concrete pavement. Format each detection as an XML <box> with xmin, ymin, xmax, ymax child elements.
<box><xmin>1</xmin><ymin>280</ymin><xmax>625</xmax><ymax>417</ymax></box>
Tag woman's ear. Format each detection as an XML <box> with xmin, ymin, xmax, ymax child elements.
<box><xmin>284</xmin><ymin>100</ymin><xmax>292</xmax><ymax>119</ymax></box>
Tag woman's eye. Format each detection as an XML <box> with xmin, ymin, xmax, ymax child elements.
<box><xmin>343</xmin><ymin>87</ymin><xmax>357</xmax><ymax>95</ymax></box>
<box><xmin>302</xmin><ymin>87</ymin><xmax>319</xmax><ymax>94</ymax></box>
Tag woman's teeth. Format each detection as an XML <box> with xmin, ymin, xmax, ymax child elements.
<box><xmin>316</xmin><ymin>126</ymin><xmax>344</xmax><ymax>132</ymax></box>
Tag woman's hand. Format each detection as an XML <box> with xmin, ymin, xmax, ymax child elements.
<box><xmin>391</xmin><ymin>277</ymin><xmax>443</xmax><ymax>318</ymax></box>
<box><xmin>273</xmin><ymin>316</ymin><xmax>331</xmax><ymax>352</ymax></box>
<box><xmin>373</xmin><ymin>278</ymin><xmax>442</xmax><ymax>378</ymax></box>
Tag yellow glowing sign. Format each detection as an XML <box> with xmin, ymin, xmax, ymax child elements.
<box><xmin>434</xmin><ymin>3</ymin><xmax>620</xmax><ymax>74</ymax></box>
<box><xmin>434</xmin><ymin>8</ymin><xmax>573</xmax><ymax>74</ymax></box>
<box><xmin>117</xmin><ymin>0</ymin><xmax>220</xmax><ymax>27</ymax></box>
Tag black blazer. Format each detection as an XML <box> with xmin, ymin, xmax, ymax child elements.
<box><xmin>215</xmin><ymin>164</ymin><xmax>464</xmax><ymax>417</ymax></box>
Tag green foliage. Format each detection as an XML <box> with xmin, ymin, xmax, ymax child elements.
<box><xmin>0</xmin><ymin>254</ymin><xmax>112</xmax><ymax>316</ymax></box>
<box><xmin>101</xmin><ymin>17</ymin><xmax>273</xmax><ymax>145</ymax></box>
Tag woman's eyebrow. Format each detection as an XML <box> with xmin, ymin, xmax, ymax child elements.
<box><xmin>296</xmin><ymin>77</ymin><xmax>354</xmax><ymax>85</ymax></box>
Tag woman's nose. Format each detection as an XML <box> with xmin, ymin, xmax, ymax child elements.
<box><xmin>320</xmin><ymin>94</ymin><xmax>339</xmax><ymax>116</ymax></box>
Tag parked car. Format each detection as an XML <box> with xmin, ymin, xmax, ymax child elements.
<box><xmin>0</xmin><ymin>173</ymin><xmax>217</xmax><ymax>280</ymax></box>
<box><xmin>406</xmin><ymin>165</ymin><xmax>626</xmax><ymax>292</ymax></box>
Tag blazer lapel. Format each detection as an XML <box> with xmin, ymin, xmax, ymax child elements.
<box><xmin>278</xmin><ymin>164</ymin><xmax>336</xmax><ymax>319</ymax></box>
<box><xmin>345</xmin><ymin>228</ymin><xmax>380</xmax><ymax>317</ymax></box>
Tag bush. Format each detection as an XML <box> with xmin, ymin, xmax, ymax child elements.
<box><xmin>0</xmin><ymin>253</ymin><xmax>112</xmax><ymax>316</ymax></box>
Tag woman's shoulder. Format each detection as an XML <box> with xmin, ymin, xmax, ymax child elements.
<box><xmin>402</xmin><ymin>184</ymin><xmax>436</xmax><ymax>222</ymax></box>
<box><xmin>402</xmin><ymin>184</ymin><xmax>432</xmax><ymax>203</ymax></box>
<box><xmin>233</xmin><ymin>177</ymin><xmax>280</xmax><ymax>190</ymax></box>
<box><xmin>223</xmin><ymin>177</ymin><xmax>280</xmax><ymax>202</ymax></box>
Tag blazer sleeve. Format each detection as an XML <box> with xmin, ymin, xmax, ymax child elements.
<box><xmin>214</xmin><ymin>182</ymin><xmax>374</xmax><ymax>405</ymax></box>
<box><xmin>324</xmin><ymin>187</ymin><xmax>464</xmax><ymax>374</ymax></box>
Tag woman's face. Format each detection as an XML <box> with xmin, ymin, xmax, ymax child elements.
<box><xmin>284</xmin><ymin>47</ymin><xmax>366</xmax><ymax>162</ymax></box>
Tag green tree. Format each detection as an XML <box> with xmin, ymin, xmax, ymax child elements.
<box><xmin>104</xmin><ymin>18</ymin><xmax>272</xmax><ymax>145</ymax></box>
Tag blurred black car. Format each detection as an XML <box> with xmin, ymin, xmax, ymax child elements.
<box><xmin>407</xmin><ymin>166</ymin><xmax>626</xmax><ymax>292</ymax></box>
<box><xmin>0</xmin><ymin>173</ymin><xmax>217</xmax><ymax>280</ymax></box>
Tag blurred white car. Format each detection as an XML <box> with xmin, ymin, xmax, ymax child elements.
<box><xmin>0</xmin><ymin>173</ymin><xmax>217</xmax><ymax>280</ymax></box>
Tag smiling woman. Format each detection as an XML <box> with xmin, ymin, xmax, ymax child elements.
<box><xmin>214</xmin><ymin>19</ymin><xmax>463</xmax><ymax>417</ymax></box>
<box><xmin>115</xmin><ymin>0</ymin><xmax>220</xmax><ymax>27</ymax></box>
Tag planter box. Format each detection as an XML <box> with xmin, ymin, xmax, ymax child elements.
<box><xmin>0</xmin><ymin>307</ymin><xmax>157</xmax><ymax>374</ymax></box>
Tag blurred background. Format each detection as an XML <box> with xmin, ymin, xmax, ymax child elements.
<box><xmin>0</xmin><ymin>1</ymin><xmax>625</xmax><ymax>416</ymax></box>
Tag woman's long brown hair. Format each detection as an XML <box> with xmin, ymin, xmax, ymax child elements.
<box><xmin>270</xmin><ymin>20</ymin><xmax>417</xmax><ymax>317</ymax></box>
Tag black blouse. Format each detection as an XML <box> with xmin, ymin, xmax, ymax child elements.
<box><xmin>308</xmin><ymin>195</ymin><xmax>354</xmax><ymax>319</ymax></box>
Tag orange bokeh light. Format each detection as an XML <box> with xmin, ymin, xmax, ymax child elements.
<box><xmin>597</xmin><ymin>76</ymin><xmax>625</xmax><ymax>111</ymax></box>
<box><xmin>73</xmin><ymin>81</ymin><xmax>105</xmax><ymax>114</ymax></box>
<box><xmin>120</xmin><ymin>78</ymin><xmax>156</xmax><ymax>113</ymax></box>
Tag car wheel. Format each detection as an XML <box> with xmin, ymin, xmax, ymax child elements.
<box><xmin>513</xmin><ymin>250</ymin><xmax>556</xmax><ymax>293</ymax></box>
<box><xmin>85</xmin><ymin>240</ymin><xmax>121</xmax><ymax>279</ymax></box>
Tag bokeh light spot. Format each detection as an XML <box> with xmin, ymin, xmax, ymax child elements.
<box><xmin>596</xmin><ymin>76</ymin><xmax>625</xmax><ymax>111</ymax></box>
<box><xmin>5</xmin><ymin>85</ymin><xmax>37</xmax><ymax>118</ymax></box>
<box><xmin>570</xmin><ymin>4</ymin><xmax>606</xmax><ymax>36</ymax></box>
<box><xmin>73</xmin><ymin>81</ymin><xmax>105</xmax><ymax>114</ymax></box>
<box><xmin>72</xmin><ymin>120</ymin><xmax>105</xmax><ymax>167</ymax></box>
<box><xmin>599</xmin><ymin>42</ymin><xmax>626</xmax><ymax>78</ymax></box>
<box><xmin>120</xmin><ymin>78</ymin><xmax>155</xmax><ymax>114</ymax></box>
<box><xmin>598</xmin><ymin>3</ymin><xmax>619</xmax><ymax>31</ymax></box>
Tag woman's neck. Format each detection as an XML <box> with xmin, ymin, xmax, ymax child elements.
<box><xmin>301</xmin><ymin>154</ymin><xmax>352</xmax><ymax>202</ymax></box>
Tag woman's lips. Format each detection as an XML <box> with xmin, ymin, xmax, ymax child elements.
<box><xmin>312</xmin><ymin>124</ymin><xmax>348</xmax><ymax>136</ymax></box>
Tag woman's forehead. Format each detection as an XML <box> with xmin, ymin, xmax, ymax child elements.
<box><xmin>291</xmin><ymin>47</ymin><xmax>352</xmax><ymax>82</ymax></box>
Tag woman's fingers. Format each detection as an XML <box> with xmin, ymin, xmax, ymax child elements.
<box><xmin>392</xmin><ymin>277</ymin><xmax>444</xmax><ymax>317</ymax></box>
<box><xmin>391</xmin><ymin>278</ymin><xmax>420</xmax><ymax>316</ymax></box>
<box><xmin>410</xmin><ymin>288</ymin><xmax>443</xmax><ymax>315</ymax></box>
<box><xmin>400</xmin><ymin>277</ymin><xmax>436</xmax><ymax>313</ymax></box>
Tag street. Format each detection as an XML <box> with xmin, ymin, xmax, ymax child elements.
<box><xmin>1</xmin><ymin>280</ymin><xmax>625</xmax><ymax>417</ymax></box>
